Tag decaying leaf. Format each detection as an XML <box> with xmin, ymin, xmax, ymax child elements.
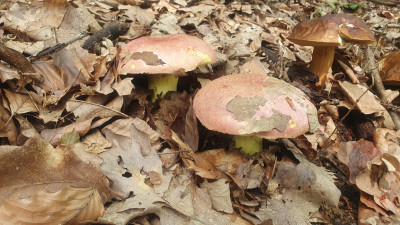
<box><xmin>338</xmin><ymin>81</ymin><xmax>386</xmax><ymax>115</ymax></box>
<box><xmin>41</xmin><ymin>119</ymin><xmax>92</xmax><ymax>145</ymax></box>
<box><xmin>0</xmin><ymin>100</ymin><xmax>17</xmax><ymax>145</ymax></box>
<box><xmin>255</xmin><ymin>150</ymin><xmax>340</xmax><ymax>224</ymax></box>
<box><xmin>97</xmin><ymin>118</ymin><xmax>165</xmax><ymax>224</ymax></box>
<box><xmin>66</xmin><ymin>99</ymin><xmax>127</xmax><ymax>122</ymax></box>
<box><xmin>4</xmin><ymin>89</ymin><xmax>38</xmax><ymax>115</ymax></box>
<box><xmin>201</xmin><ymin>179</ymin><xmax>234</xmax><ymax>213</ymax></box>
<box><xmin>0</xmin><ymin>136</ymin><xmax>111</xmax><ymax>224</ymax></box>
<box><xmin>328</xmin><ymin>139</ymin><xmax>382</xmax><ymax>183</ymax></box>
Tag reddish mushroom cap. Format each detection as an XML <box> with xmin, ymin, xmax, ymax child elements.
<box><xmin>117</xmin><ymin>34</ymin><xmax>216</xmax><ymax>75</ymax></box>
<box><xmin>287</xmin><ymin>14</ymin><xmax>375</xmax><ymax>46</ymax></box>
<box><xmin>193</xmin><ymin>73</ymin><xmax>319</xmax><ymax>139</ymax></box>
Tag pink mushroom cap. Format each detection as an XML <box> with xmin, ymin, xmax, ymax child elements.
<box><xmin>193</xmin><ymin>73</ymin><xmax>319</xmax><ymax>139</ymax></box>
<box><xmin>118</xmin><ymin>34</ymin><xmax>216</xmax><ymax>75</ymax></box>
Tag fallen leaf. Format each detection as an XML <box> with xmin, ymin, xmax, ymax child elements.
<box><xmin>339</xmin><ymin>81</ymin><xmax>386</xmax><ymax>115</ymax></box>
<box><xmin>0</xmin><ymin>100</ymin><xmax>17</xmax><ymax>145</ymax></box>
<box><xmin>4</xmin><ymin>89</ymin><xmax>38</xmax><ymax>115</ymax></box>
<box><xmin>201</xmin><ymin>179</ymin><xmax>234</xmax><ymax>213</ymax></box>
<box><xmin>0</xmin><ymin>136</ymin><xmax>111</xmax><ymax>224</ymax></box>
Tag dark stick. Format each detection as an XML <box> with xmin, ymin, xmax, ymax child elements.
<box><xmin>82</xmin><ymin>22</ymin><xmax>130</xmax><ymax>51</ymax></box>
<box><xmin>32</xmin><ymin>32</ymin><xmax>89</xmax><ymax>60</ymax></box>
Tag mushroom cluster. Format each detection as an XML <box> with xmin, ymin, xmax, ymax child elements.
<box><xmin>288</xmin><ymin>14</ymin><xmax>375</xmax><ymax>86</ymax></box>
<box><xmin>118</xmin><ymin>34</ymin><xmax>216</xmax><ymax>101</ymax></box>
<box><xmin>193</xmin><ymin>73</ymin><xmax>319</xmax><ymax>155</ymax></box>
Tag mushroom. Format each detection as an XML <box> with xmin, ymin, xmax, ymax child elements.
<box><xmin>118</xmin><ymin>34</ymin><xmax>216</xmax><ymax>101</ymax></box>
<box><xmin>193</xmin><ymin>73</ymin><xmax>319</xmax><ymax>155</ymax></box>
<box><xmin>287</xmin><ymin>14</ymin><xmax>375</xmax><ymax>86</ymax></box>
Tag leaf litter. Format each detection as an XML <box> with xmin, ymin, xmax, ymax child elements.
<box><xmin>0</xmin><ymin>0</ymin><xmax>399</xmax><ymax>224</ymax></box>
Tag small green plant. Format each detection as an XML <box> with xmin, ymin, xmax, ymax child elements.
<box><xmin>326</xmin><ymin>1</ymin><xmax>367</xmax><ymax>11</ymax></box>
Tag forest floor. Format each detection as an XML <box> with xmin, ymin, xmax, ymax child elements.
<box><xmin>0</xmin><ymin>0</ymin><xmax>399</xmax><ymax>224</ymax></box>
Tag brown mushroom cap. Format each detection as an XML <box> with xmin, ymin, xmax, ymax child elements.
<box><xmin>193</xmin><ymin>73</ymin><xmax>319</xmax><ymax>139</ymax></box>
<box><xmin>287</xmin><ymin>14</ymin><xmax>375</xmax><ymax>46</ymax></box>
<box><xmin>118</xmin><ymin>34</ymin><xmax>216</xmax><ymax>75</ymax></box>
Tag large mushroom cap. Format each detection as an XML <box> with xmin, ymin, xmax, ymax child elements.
<box><xmin>287</xmin><ymin>14</ymin><xmax>375</xmax><ymax>46</ymax></box>
<box><xmin>193</xmin><ymin>73</ymin><xmax>319</xmax><ymax>139</ymax></box>
<box><xmin>118</xmin><ymin>34</ymin><xmax>216</xmax><ymax>75</ymax></box>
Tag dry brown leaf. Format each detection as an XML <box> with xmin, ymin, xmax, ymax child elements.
<box><xmin>378</xmin><ymin>50</ymin><xmax>400</xmax><ymax>86</ymax></box>
<box><xmin>200</xmin><ymin>179</ymin><xmax>234</xmax><ymax>213</ymax></box>
<box><xmin>169</xmin><ymin>129</ymin><xmax>223</xmax><ymax>179</ymax></box>
<box><xmin>100</xmin><ymin>118</ymin><xmax>163</xmax><ymax>197</ymax></box>
<box><xmin>103</xmin><ymin>117</ymin><xmax>160</xmax><ymax>146</ymax></box>
<box><xmin>41</xmin><ymin>119</ymin><xmax>92</xmax><ymax>145</ymax></box>
<box><xmin>240</xmin><ymin>58</ymin><xmax>269</xmax><ymax>75</ymax></box>
<box><xmin>112</xmin><ymin>77</ymin><xmax>134</xmax><ymax>96</ymax></box>
<box><xmin>0</xmin><ymin>136</ymin><xmax>110</xmax><ymax>224</ymax></box>
<box><xmin>0</xmin><ymin>100</ymin><xmax>17</xmax><ymax>145</ymax></box>
<box><xmin>235</xmin><ymin>160</ymin><xmax>265</xmax><ymax>189</ymax></box>
<box><xmin>90</xmin><ymin>96</ymin><xmax>125</xmax><ymax>129</ymax></box>
<box><xmin>255</xmin><ymin>150</ymin><xmax>340</xmax><ymax>224</ymax></box>
<box><xmin>98</xmin><ymin>118</ymin><xmax>166</xmax><ymax>224</ymax></box>
<box><xmin>0</xmin><ymin>63</ymin><xmax>20</xmax><ymax>82</ymax></box>
<box><xmin>52</xmin><ymin>48</ymin><xmax>92</xmax><ymax>86</ymax></box>
<box><xmin>4</xmin><ymin>89</ymin><xmax>38</xmax><ymax>115</ymax></box>
<box><xmin>329</xmin><ymin>139</ymin><xmax>382</xmax><ymax>183</ymax></box>
<box><xmin>79</xmin><ymin>130</ymin><xmax>112</xmax><ymax>154</ymax></box>
<box><xmin>66</xmin><ymin>99</ymin><xmax>127</xmax><ymax>122</ymax></box>
<box><xmin>0</xmin><ymin>2</ymin><xmax>52</xmax><ymax>41</ymax></box>
<box><xmin>338</xmin><ymin>81</ymin><xmax>386</xmax><ymax>115</ymax></box>
<box><xmin>40</xmin><ymin>0</ymin><xmax>68</xmax><ymax>28</ymax></box>
<box><xmin>196</xmin><ymin>149</ymin><xmax>246</xmax><ymax>175</ymax></box>
<box><xmin>38</xmin><ymin>106</ymin><xmax>64</xmax><ymax>123</ymax></box>
<box><xmin>184</xmin><ymin>102</ymin><xmax>199</xmax><ymax>152</ymax></box>
<box><xmin>14</xmin><ymin>115</ymin><xmax>40</xmax><ymax>145</ymax></box>
<box><xmin>32</xmin><ymin>61</ymin><xmax>66</xmax><ymax>92</ymax></box>
<box><xmin>122</xmin><ymin>5</ymin><xmax>155</xmax><ymax>26</ymax></box>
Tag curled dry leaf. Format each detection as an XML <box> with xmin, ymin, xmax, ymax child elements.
<box><xmin>4</xmin><ymin>89</ymin><xmax>38</xmax><ymax>115</ymax></box>
<box><xmin>0</xmin><ymin>136</ymin><xmax>111</xmax><ymax>224</ymax></box>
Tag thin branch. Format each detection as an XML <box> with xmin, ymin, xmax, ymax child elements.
<box><xmin>365</xmin><ymin>47</ymin><xmax>400</xmax><ymax>130</ymax></box>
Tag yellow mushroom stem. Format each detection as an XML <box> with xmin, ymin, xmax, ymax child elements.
<box><xmin>309</xmin><ymin>46</ymin><xmax>335</xmax><ymax>86</ymax></box>
<box><xmin>148</xmin><ymin>74</ymin><xmax>179</xmax><ymax>102</ymax></box>
<box><xmin>233</xmin><ymin>135</ymin><xmax>263</xmax><ymax>155</ymax></box>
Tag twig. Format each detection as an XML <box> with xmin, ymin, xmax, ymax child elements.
<box><xmin>365</xmin><ymin>47</ymin><xmax>400</xmax><ymax>130</ymax></box>
<box><xmin>82</xmin><ymin>22</ymin><xmax>130</xmax><ymax>52</ymax></box>
<box><xmin>32</xmin><ymin>32</ymin><xmax>89</xmax><ymax>60</ymax></box>
<box><xmin>0</xmin><ymin>43</ymin><xmax>35</xmax><ymax>74</ymax></box>
<box><xmin>366</xmin><ymin>0</ymin><xmax>399</xmax><ymax>6</ymax></box>
<box><xmin>158</xmin><ymin>150</ymin><xmax>190</xmax><ymax>155</ymax></box>
<box><xmin>320</xmin><ymin>86</ymin><xmax>371</xmax><ymax>150</ymax></box>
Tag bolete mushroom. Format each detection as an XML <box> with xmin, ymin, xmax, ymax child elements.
<box><xmin>193</xmin><ymin>73</ymin><xmax>319</xmax><ymax>155</ymax></box>
<box><xmin>287</xmin><ymin>14</ymin><xmax>375</xmax><ymax>86</ymax></box>
<box><xmin>118</xmin><ymin>34</ymin><xmax>216</xmax><ymax>101</ymax></box>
